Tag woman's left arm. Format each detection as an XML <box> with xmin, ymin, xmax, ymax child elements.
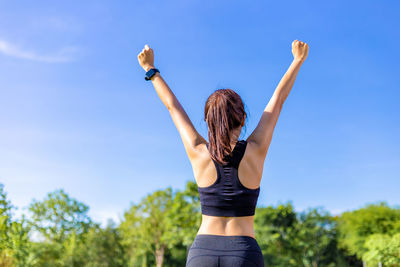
<box><xmin>138</xmin><ymin>45</ymin><xmax>206</xmax><ymax>160</ymax></box>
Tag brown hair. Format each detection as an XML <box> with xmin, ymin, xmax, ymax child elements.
<box><xmin>204</xmin><ymin>88</ymin><xmax>246</xmax><ymax>165</ymax></box>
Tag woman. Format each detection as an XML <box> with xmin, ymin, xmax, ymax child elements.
<box><xmin>137</xmin><ymin>40</ymin><xmax>309</xmax><ymax>267</ymax></box>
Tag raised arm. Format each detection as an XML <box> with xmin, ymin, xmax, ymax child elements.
<box><xmin>247</xmin><ymin>40</ymin><xmax>309</xmax><ymax>158</ymax></box>
<box><xmin>137</xmin><ymin>45</ymin><xmax>206</xmax><ymax>160</ymax></box>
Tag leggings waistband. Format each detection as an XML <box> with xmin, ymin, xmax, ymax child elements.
<box><xmin>191</xmin><ymin>234</ymin><xmax>261</xmax><ymax>251</ymax></box>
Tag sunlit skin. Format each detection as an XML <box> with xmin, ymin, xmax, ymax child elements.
<box><xmin>138</xmin><ymin>41</ymin><xmax>309</xmax><ymax>238</ymax></box>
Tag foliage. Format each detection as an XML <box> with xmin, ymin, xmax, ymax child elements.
<box><xmin>0</xmin><ymin>184</ymin><xmax>32</xmax><ymax>267</ymax></box>
<box><xmin>363</xmin><ymin>233</ymin><xmax>400</xmax><ymax>266</ymax></box>
<box><xmin>294</xmin><ymin>207</ymin><xmax>339</xmax><ymax>267</ymax></box>
<box><xmin>1</xmin><ymin>183</ymin><xmax>400</xmax><ymax>266</ymax></box>
<box><xmin>28</xmin><ymin>189</ymin><xmax>92</xmax><ymax>243</ymax></box>
<box><xmin>0</xmin><ymin>183</ymin><xmax>13</xmax><ymax>250</ymax></box>
<box><xmin>254</xmin><ymin>203</ymin><xmax>350</xmax><ymax>267</ymax></box>
<box><xmin>255</xmin><ymin>202</ymin><xmax>299</xmax><ymax>266</ymax></box>
<box><xmin>337</xmin><ymin>202</ymin><xmax>400</xmax><ymax>259</ymax></box>
<box><xmin>119</xmin><ymin>181</ymin><xmax>200</xmax><ymax>266</ymax></box>
<box><xmin>82</xmin><ymin>223</ymin><xmax>127</xmax><ymax>267</ymax></box>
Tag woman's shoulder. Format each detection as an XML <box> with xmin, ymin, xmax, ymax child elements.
<box><xmin>244</xmin><ymin>139</ymin><xmax>267</xmax><ymax>165</ymax></box>
<box><xmin>187</xmin><ymin>141</ymin><xmax>210</xmax><ymax>163</ymax></box>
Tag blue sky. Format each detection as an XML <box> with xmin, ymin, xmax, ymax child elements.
<box><xmin>0</xmin><ymin>0</ymin><xmax>399</xmax><ymax>225</ymax></box>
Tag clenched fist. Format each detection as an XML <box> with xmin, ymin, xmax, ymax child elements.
<box><xmin>138</xmin><ymin>44</ymin><xmax>155</xmax><ymax>72</ymax></box>
<box><xmin>292</xmin><ymin>40</ymin><xmax>309</xmax><ymax>62</ymax></box>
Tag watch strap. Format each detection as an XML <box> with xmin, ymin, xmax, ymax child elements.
<box><xmin>145</xmin><ymin>68</ymin><xmax>160</xmax><ymax>81</ymax></box>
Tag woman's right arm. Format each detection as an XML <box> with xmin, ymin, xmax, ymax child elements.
<box><xmin>247</xmin><ymin>40</ymin><xmax>309</xmax><ymax>158</ymax></box>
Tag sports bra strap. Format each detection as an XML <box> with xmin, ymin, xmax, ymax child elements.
<box><xmin>230</xmin><ymin>140</ymin><xmax>247</xmax><ymax>168</ymax></box>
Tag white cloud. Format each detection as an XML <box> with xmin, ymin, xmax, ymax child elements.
<box><xmin>0</xmin><ymin>39</ymin><xmax>79</xmax><ymax>63</ymax></box>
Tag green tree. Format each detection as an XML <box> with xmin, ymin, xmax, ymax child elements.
<box><xmin>167</xmin><ymin>181</ymin><xmax>201</xmax><ymax>247</ymax></box>
<box><xmin>363</xmin><ymin>233</ymin><xmax>400</xmax><ymax>266</ymax></box>
<box><xmin>0</xmin><ymin>184</ymin><xmax>33</xmax><ymax>267</ymax></box>
<box><xmin>337</xmin><ymin>202</ymin><xmax>400</xmax><ymax>263</ymax></box>
<box><xmin>82</xmin><ymin>221</ymin><xmax>127</xmax><ymax>267</ymax></box>
<box><xmin>163</xmin><ymin>181</ymin><xmax>201</xmax><ymax>265</ymax></box>
<box><xmin>120</xmin><ymin>181</ymin><xmax>200</xmax><ymax>267</ymax></box>
<box><xmin>28</xmin><ymin>241</ymin><xmax>64</xmax><ymax>267</ymax></box>
<box><xmin>0</xmin><ymin>183</ymin><xmax>14</xmax><ymax>266</ymax></box>
<box><xmin>255</xmin><ymin>204</ymin><xmax>351</xmax><ymax>267</ymax></box>
<box><xmin>7</xmin><ymin>217</ymin><xmax>32</xmax><ymax>267</ymax></box>
<box><xmin>28</xmin><ymin>189</ymin><xmax>92</xmax><ymax>243</ymax></box>
<box><xmin>61</xmin><ymin>229</ymin><xmax>87</xmax><ymax>266</ymax></box>
<box><xmin>27</xmin><ymin>189</ymin><xmax>93</xmax><ymax>266</ymax></box>
<box><xmin>120</xmin><ymin>188</ymin><xmax>174</xmax><ymax>267</ymax></box>
<box><xmin>255</xmin><ymin>203</ymin><xmax>299</xmax><ymax>266</ymax></box>
<box><xmin>295</xmin><ymin>208</ymin><xmax>338</xmax><ymax>267</ymax></box>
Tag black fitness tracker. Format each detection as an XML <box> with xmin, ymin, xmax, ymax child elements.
<box><xmin>145</xmin><ymin>68</ymin><xmax>160</xmax><ymax>81</ymax></box>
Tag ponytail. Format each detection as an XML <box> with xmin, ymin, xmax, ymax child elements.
<box><xmin>204</xmin><ymin>89</ymin><xmax>246</xmax><ymax>165</ymax></box>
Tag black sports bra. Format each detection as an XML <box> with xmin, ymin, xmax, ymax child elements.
<box><xmin>197</xmin><ymin>140</ymin><xmax>260</xmax><ymax>217</ymax></box>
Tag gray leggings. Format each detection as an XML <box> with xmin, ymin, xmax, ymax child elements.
<box><xmin>186</xmin><ymin>234</ymin><xmax>264</xmax><ymax>267</ymax></box>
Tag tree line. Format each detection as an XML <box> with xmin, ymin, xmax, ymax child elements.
<box><xmin>1</xmin><ymin>182</ymin><xmax>400</xmax><ymax>267</ymax></box>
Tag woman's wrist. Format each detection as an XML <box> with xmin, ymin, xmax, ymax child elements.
<box><xmin>293</xmin><ymin>58</ymin><xmax>305</xmax><ymax>64</ymax></box>
<box><xmin>144</xmin><ymin>65</ymin><xmax>156</xmax><ymax>72</ymax></box>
